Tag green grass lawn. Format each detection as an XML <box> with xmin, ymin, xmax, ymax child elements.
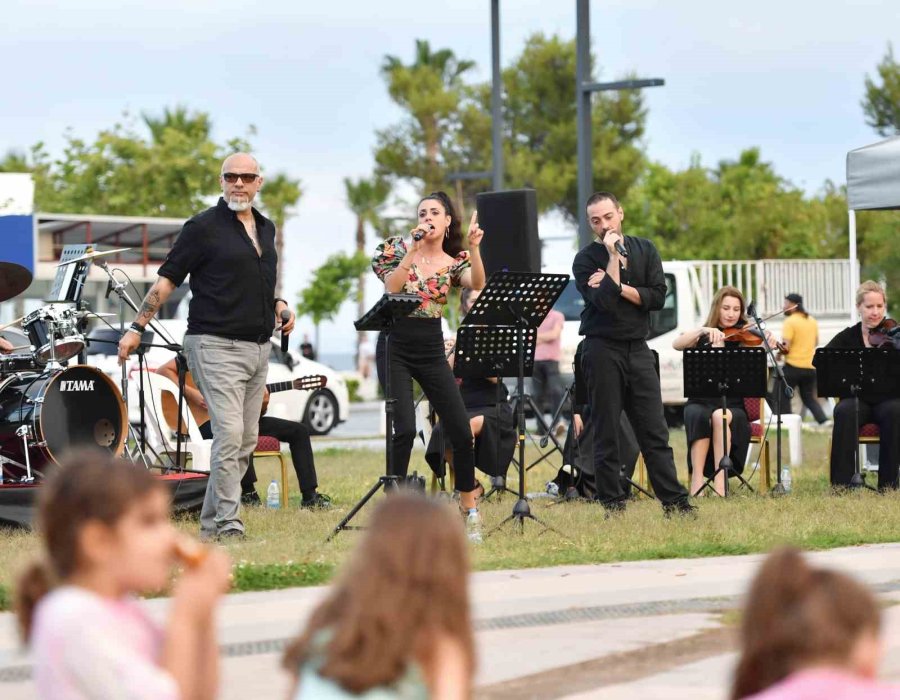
<box><xmin>2</xmin><ymin>428</ymin><xmax>898</xmax><ymax>608</ymax></box>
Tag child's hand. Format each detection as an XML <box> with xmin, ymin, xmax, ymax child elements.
<box><xmin>173</xmin><ymin>548</ymin><xmax>233</xmax><ymax>618</ymax></box>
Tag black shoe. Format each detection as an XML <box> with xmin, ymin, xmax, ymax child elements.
<box><xmin>241</xmin><ymin>491</ymin><xmax>262</xmax><ymax>506</ymax></box>
<box><xmin>663</xmin><ymin>498</ymin><xmax>698</xmax><ymax>519</ymax></box>
<box><xmin>596</xmin><ymin>496</ymin><xmax>627</xmax><ymax>515</ymax></box>
<box><xmin>216</xmin><ymin>529</ymin><xmax>246</xmax><ymax>541</ymax></box>
<box><xmin>300</xmin><ymin>493</ymin><xmax>333</xmax><ymax>510</ymax></box>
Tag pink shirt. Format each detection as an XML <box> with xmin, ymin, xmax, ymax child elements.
<box><xmin>745</xmin><ymin>669</ymin><xmax>900</xmax><ymax>700</ymax></box>
<box><xmin>31</xmin><ymin>586</ymin><xmax>179</xmax><ymax>700</ymax></box>
<box><xmin>535</xmin><ymin>310</ymin><xmax>565</xmax><ymax>362</ymax></box>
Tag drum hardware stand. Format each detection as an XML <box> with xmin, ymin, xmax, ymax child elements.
<box><xmin>15</xmin><ymin>426</ymin><xmax>35</xmax><ymax>482</ymax></box>
<box><xmin>329</xmin><ymin>293</ymin><xmax>420</xmax><ymax>541</ymax></box>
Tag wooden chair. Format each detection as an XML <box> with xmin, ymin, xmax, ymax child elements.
<box><xmin>743</xmin><ymin>397</ymin><xmax>772</xmax><ymax>493</ymax></box>
<box><xmin>254</xmin><ymin>434</ymin><xmax>290</xmax><ymax>507</ymax></box>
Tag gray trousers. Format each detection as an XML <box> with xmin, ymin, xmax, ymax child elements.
<box><xmin>184</xmin><ymin>334</ymin><xmax>269</xmax><ymax>537</ymax></box>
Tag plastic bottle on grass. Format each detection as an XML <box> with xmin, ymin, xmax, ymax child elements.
<box><xmin>780</xmin><ymin>467</ymin><xmax>792</xmax><ymax>493</ymax></box>
<box><xmin>267</xmin><ymin>480</ymin><xmax>281</xmax><ymax>509</ymax></box>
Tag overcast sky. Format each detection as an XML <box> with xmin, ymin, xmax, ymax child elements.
<box><xmin>2</xmin><ymin>0</ymin><xmax>894</xmax><ymax>359</ymax></box>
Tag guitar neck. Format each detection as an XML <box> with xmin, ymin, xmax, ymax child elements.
<box><xmin>267</xmin><ymin>380</ymin><xmax>295</xmax><ymax>394</ymax></box>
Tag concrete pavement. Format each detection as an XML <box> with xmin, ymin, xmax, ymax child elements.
<box><xmin>4</xmin><ymin>544</ymin><xmax>900</xmax><ymax>698</ymax></box>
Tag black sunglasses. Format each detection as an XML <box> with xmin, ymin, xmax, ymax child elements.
<box><xmin>222</xmin><ymin>172</ymin><xmax>259</xmax><ymax>184</ymax></box>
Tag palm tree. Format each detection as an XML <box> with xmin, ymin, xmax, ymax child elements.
<box><xmin>260</xmin><ymin>174</ymin><xmax>303</xmax><ymax>299</ymax></box>
<box><xmin>381</xmin><ymin>40</ymin><xmax>476</xmax><ymax>189</ymax></box>
<box><xmin>344</xmin><ymin>175</ymin><xmax>391</xmax><ymax>364</ymax></box>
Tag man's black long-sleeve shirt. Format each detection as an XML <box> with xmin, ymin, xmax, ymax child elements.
<box><xmin>572</xmin><ymin>236</ymin><xmax>666</xmax><ymax>341</ymax></box>
<box><xmin>158</xmin><ymin>198</ymin><xmax>278</xmax><ymax>342</ymax></box>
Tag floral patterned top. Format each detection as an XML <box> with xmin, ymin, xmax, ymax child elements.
<box><xmin>372</xmin><ymin>235</ymin><xmax>471</xmax><ymax>319</ymax></box>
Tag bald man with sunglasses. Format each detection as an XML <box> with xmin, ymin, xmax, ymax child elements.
<box><xmin>119</xmin><ymin>152</ymin><xmax>296</xmax><ymax>541</ymax></box>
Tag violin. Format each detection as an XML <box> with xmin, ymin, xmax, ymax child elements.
<box><xmin>699</xmin><ymin>325</ymin><xmax>787</xmax><ymax>352</ymax></box>
<box><xmin>868</xmin><ymin>318</ymin><xmax>900</xmax><ymax>349</ymax></box>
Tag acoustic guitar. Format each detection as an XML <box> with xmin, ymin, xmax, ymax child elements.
<box><xmin>161</xmin><ymin>371</ymin><xmax>327</xmax><ymax>432</ymax></box>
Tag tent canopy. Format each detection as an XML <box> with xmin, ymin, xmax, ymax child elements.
<box><xmin>846</xmin><ymin>135</ymin><xmax>900</xmax><ymax>211</ymax></box>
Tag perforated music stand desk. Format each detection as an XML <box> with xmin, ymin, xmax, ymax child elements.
<box><xmin>683</xmin><ymin>347</ymin><xmax>767</xmax><ymax>496</ymax></box>
<box><xmin>329</xmin><ymin>293</ymin><xmax>420</xmax><ymax>540</ymax></box>
<box><xmin>459</xmin><ymin>271</ymin><xmax>569</xmax><ymax>535</ymax></box>
<box><xmin>814</xmin><ymin>347</ymin><xmax>900</xmax><ymax>490</ymax></box>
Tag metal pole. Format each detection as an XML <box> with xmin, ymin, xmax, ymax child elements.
<box><xmin>490</xmin><ymin>0</ymin><xmax>503</xmax><ymax>191</ymax></box>
<box><xmin>576</xmin><ymin>0</ymin><xmax>592</xmax><ymax>249</ymax></box>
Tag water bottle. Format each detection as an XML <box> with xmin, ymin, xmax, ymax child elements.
<box><xmin>780</xmin><ymin>467</ymin><xmax>792</xmax><ymax>493</ymax></box>
<box><xmin>266</xmin><ymin>479</ymin><xmax>281</xmax><ymax>509</ymax></box>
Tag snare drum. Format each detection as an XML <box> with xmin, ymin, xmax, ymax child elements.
<box><xmin>0</xmin><ymin>365</ymin><xmax>127</xmax><ymax>479</ymax></box>
<box><xmin>22</xmin><ymin>304</ymin><xmax>85</xmax><ymax>363</ymax></box>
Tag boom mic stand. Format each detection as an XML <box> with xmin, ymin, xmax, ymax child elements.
<box><xmin>747</xmin><ymin>302</ymin><xmax>793</xmax><ymax>495</ymax></box>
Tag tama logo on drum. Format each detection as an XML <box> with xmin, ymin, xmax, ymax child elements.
<box><xmin>59</xmin><ymin>380</ymin><xmax>96</xmax><ymax>391</ymax></box>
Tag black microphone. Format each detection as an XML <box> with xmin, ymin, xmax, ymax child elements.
<box><xmin>280</xmin><ymin>310</ymin><xmax>290</xmax><ymax>353</ymax></box>
<box><xmin>413</xmin><ymin>224</ymin><xmax>435</xmax><ymax>242</ymax></box>
<box><xmin>602</xmin><ymin>229</ymin><xmax>628</xmax><ymax>258</ymax></box>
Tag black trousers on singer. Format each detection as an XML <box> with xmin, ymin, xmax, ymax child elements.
<box><xmin>581</xmin><ymin>337</ymin><xmax>688</xmax><ymax>506</ymax></box>
<box><xmin>830</xmin><ymin>397</ymin><xmax>900</xmax><ymax>489</ymax></box>
<box><xmin>376</xmin><ymin>317</ymin><xmax>476</xmax><ymax>493</ymax></box>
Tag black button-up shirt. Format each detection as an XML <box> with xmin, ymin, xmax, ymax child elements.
<box><xmin>572</xmin><ymin>236</ymin><xmax>666</xmax><ymax>341</ymax></box>
<box><xmin>158</xmin><ymin>198</ymin><xmax>278</xmax><ymax>341</ymax></box>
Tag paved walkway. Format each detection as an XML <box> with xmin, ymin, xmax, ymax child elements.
<box><xmin>3</xmin><ymin>544</ymin><xmax>900</xmax><ymax>698</ymax></box>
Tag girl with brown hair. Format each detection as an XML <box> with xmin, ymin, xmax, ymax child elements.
<box><xmin>732</xmin><ymin>547</ymin><xmax>898</xmax><ymax>699</ymax></box>
<box><xmin>283</xmin><ymin>494</ymin><xmax>475</xmax><ymax>699</ymax></box>
<box><xmin>15</xmin><ymin>450</ymin><xmax>232</xmax><ymax>700</ymax></box>
<box><xmin>673</xmin><ymin>286</ymin><xmax>762</xmax><ymax>496</ymax></box>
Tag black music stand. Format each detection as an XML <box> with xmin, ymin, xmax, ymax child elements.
<box><xmin>328</xmin><ymin>293</ymin><xmax>420</xmax><ymax>540</ymax></box>
<box><xmin>458</xmin><ymin>271</ymin><xmax>569</xmax><ymax>535</ymax></box>
<box><xmin>813</xmin><ymin>348</ymin><xmax>899</xmax><ymax>491</ymax></box>
<box><xmin>683</xmin><ymin>348</ymin><xmax>767</xmax><ymax>496</ymax></box>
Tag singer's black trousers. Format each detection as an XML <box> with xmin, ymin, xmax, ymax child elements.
<box><xmin>376</xmin><ymin>317</ymin><xmax>476</xmax><ymax>493</ymax></box>
<box><xmin>830</xmin><ymin>397</ymin><xmax>900</xmax><ymax>489</ymax></box>
<box><xmin>581</xmin><ymin>337</ymin><xmax>688</xmax><ymax>506</ymax></box>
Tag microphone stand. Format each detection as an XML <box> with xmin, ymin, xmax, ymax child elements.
<box><xmin>747</xmin><ymin>302</ymin><xmax>793</xmax><ymax>495</ymax></box>
<box><xmin>94</xmin><ymin>260</ymin><xmax>185</xmax><ymax>467</ymax></box>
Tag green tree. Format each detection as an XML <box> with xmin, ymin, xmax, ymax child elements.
<box><xmin>376</xmin><ymin>40</ymin><xmax>477</xmax><ymax>193</ymax></box>
<box><xmin>862</xmin><ymin>44</ymin><xmax>900</xmax><ymax>136</ymax></box>
<box><xmin>296</xmin><ymin>252</ymin><xmax>370</xmax><ymax>352</ymax></box>
<box><xmin>260</xmin><ymin>173</ymin><xmax>304</xmax><ymax>298</ymax></box>
<box><xmin>344</xmin><ymin>175</ymin><xmax>391</xmax><ymax>362</ymax></box>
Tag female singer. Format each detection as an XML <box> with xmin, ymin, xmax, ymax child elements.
<box><xmin>372</xmin><ymin>191</ymin><xmax>486</xmax><ymax>540</ymax></box>
<box><xmin>825</xmin><ymin>280</ymin><xmax>900</xmax><ymax>489</ymax></box>
<box><xmin>673</xmin><ymin>286</ymin><xmax>761</xmax><ymax>496</ymax></box>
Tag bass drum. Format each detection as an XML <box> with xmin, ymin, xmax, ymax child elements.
<box><xmin>0</xmin><ymin>366</ymin><xmax>127</xmax><ymax>479</ymax></box>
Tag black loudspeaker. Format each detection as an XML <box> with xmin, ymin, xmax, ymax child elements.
<box><xmin>475</xmin><ymin>189</ymin><xmax>541</xmax><ymax>276</ymax></box>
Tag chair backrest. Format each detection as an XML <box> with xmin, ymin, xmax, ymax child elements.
<box><xmin>743</xmin><ymin>397</ymin><xmax>764</xmax><ymax>422</ymax></box>
<box><xmin>142</xmin><ymin>371</ymin><xmax>205</xmax><ymax>444</ymax></box>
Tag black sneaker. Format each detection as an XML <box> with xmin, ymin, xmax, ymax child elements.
<box><xmin>300</xmin><ymin>493</ymin><xmax>333</xmax><ymax>510</ymax></box>
<box><xmin>241</xmin><ymin>491</ymin><xmax>262</xmax><ymax>506</ymax></box>
<box><xmin>596</xmin><ymin>496</ymin><xmax>627</xmax><ymax>516</ymax></box>
<box><xmin>663</xmin><ymin>498</ymin><xmax>698</xmax><ymax>519</ymax></box>
<box><xmin>216</xmin><ymin>529</ymin><xmax>246</xmax><ymax>541</ymax></box>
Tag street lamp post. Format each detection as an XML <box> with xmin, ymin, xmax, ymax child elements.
<box><xmin>576</xmin><ymin>0</ymin><xmax>665</xmax><ymax>249</ymax></box>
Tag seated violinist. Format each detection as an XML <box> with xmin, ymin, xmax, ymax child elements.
<box><xmin>672</xmin><ymin>286</ymin><xmax>774</xmax><ymax>496</ymax></box>
<box><xmin>824</xmin><ymin>280</ymin><xmax>900</xmax><ymax>490</ymax></box>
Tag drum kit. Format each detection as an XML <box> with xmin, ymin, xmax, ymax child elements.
<box><xmin>0</xmin><ymin>249</ymin><xmax>131</xmax><ymax>484</ymax></box>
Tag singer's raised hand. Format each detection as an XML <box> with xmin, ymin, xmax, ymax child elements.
<box><xmin>467</xmin><ymin>210</ymin><xmax>484</xmax><ymax>248</ymax></box>
<box><xmin>602</xmin><ymin>228</ymin><xmax>623</xmax><ymax>256</ymax></box>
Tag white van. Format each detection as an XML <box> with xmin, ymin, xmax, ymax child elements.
<box><xmin>550</xmin><ymin>258</ymin><xmax>854</xmax><ymax>420</ymax></box>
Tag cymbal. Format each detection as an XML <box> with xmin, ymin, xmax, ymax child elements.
<box><xmin>0</xmin><ymin>262</ymin><xmax>33</xmax><ymax>302</ymax></box>
<box><xmin>56</xmin><ymin>247</ymin><xmax>131</xmax><ymax>267</ymax></box>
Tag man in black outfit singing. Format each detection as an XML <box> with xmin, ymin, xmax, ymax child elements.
<box><xmin>572</xmin><ymin>192</ymin><xmax>694</xmax><ymax>515</ymax></box>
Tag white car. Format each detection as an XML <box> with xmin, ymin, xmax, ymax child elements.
<box><xmin>84</xmin><ymin>323</ymin><xmax>349</xmax><ymax>435</ymax></box>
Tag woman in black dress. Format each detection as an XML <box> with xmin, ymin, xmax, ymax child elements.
<box><xmin>824</xmin><ymin>280</ymin><xmax>900</xmax><ymax>489</ymax></box>
<box><xmin>673</xmin><ymin>286</ymin><xmax>764</xmax><ymax>496</ymax></box>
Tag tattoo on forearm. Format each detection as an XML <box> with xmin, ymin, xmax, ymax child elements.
<box><xmin>137</xmin><ymin>288</ymin><xmax>161</xmax><ymax>324</ymax></box>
